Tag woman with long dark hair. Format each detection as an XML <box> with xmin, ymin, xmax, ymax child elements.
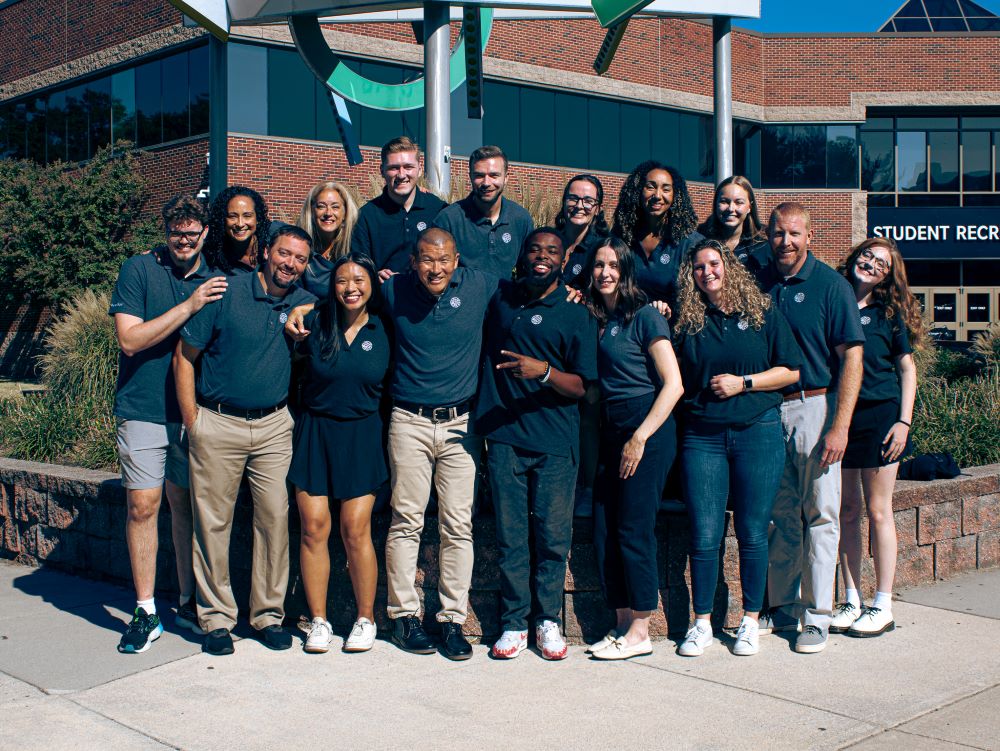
<box><xmin>697</xmin><ymin>175</ymin><xmax>770</xmax><ymax>268</ymax></box>
<box><xmin>831</xmin><ymin>237</ymin><xmax>923</xmax><ymax>638</ymax></box>
<box><xmin>297</xmin><ymin>181</ymin><xmax>359</xmax><ymax>299</ymax></box>
<box><xmin>204</xmin><ymin>186</ymin><xmax>271</xmax><ymax>275</ymax></box>
<box><xmin>585</xmin><ymin>237</ymin><xmax>683</xmax><ymax>660</ymax></box>
<box><xmin>556</xmin><ymin>174</ymin><xmax>610</xmax><ymax>286</ymax></box>
<box><xmin>610</xmin><ymin>160</ymin><xmax>702</xmax><ymax>315</ymax></box>
<box><xmin>287</xmin><ymin>253</ymin><xmax>391</xmax><ymax>654</ymax></box>
<box><xmin>673</xmin><ymin>239</ymin><xmax>802</xmax><ymax>657</ymax></box>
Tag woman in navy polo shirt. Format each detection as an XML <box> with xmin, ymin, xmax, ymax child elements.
<box><xmin>610</xmin><ymin>160</ymin><xmax>703</xmax><ymax>316</ymax></box>
<box><xmin>297</xmin><ymin>181</ymin><xmax>359</xmax><ymax>299</ymax></box>
<box><xmin>673</xmin><ymin>239</ymin><xmax>803</xmax><ymax>658</ymax></box>
<box><xmin>557</xmin><ymin>174</ymin><xmax>610</xmax><ymax>288</ymax></box>
<box><xmin>585</xmin><ymin>237</ymin><xmax>684</xmax><ymax>660</ymax></box>
<box><xmin>697</xmin><ymin>175</ymin><xmax>770</xmax><ymax>269</ymax></box>
<box><xmin>204</xmin><ymin>185</ymin><xmax>271</xmax><ymax>274</ymax></box>
<box><xmin>288</xmin><ymin>253</ymin><xmax>391</xmax><ymax>655</ymax></box>
<box><xmin>832</xmin><ymin>238</ymin><xmax>923</xmax><ymax>638</ymax></box>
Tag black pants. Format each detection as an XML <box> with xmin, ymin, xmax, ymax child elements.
<box><xmin>594</xmin><ymin>394</ymin><xmax>676</xmax><ymax>612</ymax></box>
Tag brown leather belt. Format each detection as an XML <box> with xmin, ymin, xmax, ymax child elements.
<box><xmin>783</xmin><ymin>388</ymin><xmax>828</xmax><ymax>402</ymax></box>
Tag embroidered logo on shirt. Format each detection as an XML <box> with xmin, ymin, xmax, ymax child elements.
<box><xmin>738</xmin><ymin>319</ymin><xmax>749</xmax><ymax>331</ymax></box>
<box><xmin>659</xmin><ymin>253</ymin><xmax>671</xmax><ymax>265</ymax></box>
<box><xmin>860</xmin><ymin>315</ymin><xmax>872</xmax><ymax>325</ymax></box>
<box><xmin>531</xmin><ymin>314</ymin><xmax>543</xmax><ymax>325</ymax></box>
<box><xmin>794</xmin><ymin>292</ymin><xmax>805</xmax><ymax>303</ymax></box>
<box><xmin>361</xmin><ymin>340</ymin><xmax>373</xmax><ymax>351</ymax></box>
<box><xmin>416</xmin><ymin>221</ymin><xmax>427</xmax><ymax>231</ymax></box>
<box><xmin>450</xmin><ymin>296</ymin><xmax>462</xmax><ymax>308</ymax></box>
<box><xmin>572</xmin><ymin>263</ymin><xmax>583</xmax><ymax>276</ymax></box>
<box><xmin>738</xmin><ymin>252</ymin><xmax>747</xmax><ymax>261</ymax></box>
<box><xmin>502</xmin><ymin>232</ymin><xmax>512</xmax><ymax>244</ymax></box>
<box><xmin>279</xmin><ymin>312</ymin><xmax>288</xmax><ymax>324</ymax></box>
<box><xmin>610</xmin><ymin>325</ymin><xmax>620</xmax><ymax>337</ymax></box>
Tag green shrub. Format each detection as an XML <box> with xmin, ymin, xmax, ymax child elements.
<box><xmin>912</xmin><ymin>368</ymin><xmax>1000</xmax><ymax>468</ymax></box>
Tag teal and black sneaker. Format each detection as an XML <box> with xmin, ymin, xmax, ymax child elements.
<box><xmin>117</xmin><ymin>608</ymin><xmax>164</xmax><ymax>654</ymax></box>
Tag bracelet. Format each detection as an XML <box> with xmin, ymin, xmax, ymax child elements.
<box><xmin>539</xmin><ymin>362</ymin><xmax>552</xmax><ymax>383</ymax></box>
<box><xmin>897</xmin><ymin>419</ymin><xmax>911</xmax><ymax>427</ymax></box>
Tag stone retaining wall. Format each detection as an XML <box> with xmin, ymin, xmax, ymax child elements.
<box><xmin>1</xmin><ymin>458</ymin><xmax>997</xmax><ymax>642</ymax></box>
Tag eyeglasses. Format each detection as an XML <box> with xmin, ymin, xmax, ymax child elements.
<box><xmin>565</xmin><ymin>195</ymin><xmax>598</xmax><ymax>209</ymax></box>
<box><xmin>859</xmin><ymin>248</ymin><xmax>890</xmax><ymax>275</ymax></box>
<box><xmin>167</xmin><ymin>230</ymin><xmax>204</xmax><ymax>244</ymax></box>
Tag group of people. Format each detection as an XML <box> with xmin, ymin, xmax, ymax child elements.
<box><xmin>110</xmin><ymin>136</ymin><xmax>924</xmax><ymax>663</ymax></box>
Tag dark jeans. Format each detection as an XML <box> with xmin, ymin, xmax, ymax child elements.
<box><xmin>594</xmin><ymin>394</ymin><xmax>676</xmax><ymax>612</ymax></box>
<box><xmin>681</xmin><ymin>410</ymin><xmax>784</xmax><ymax>615</ymax></box>
<box><xmin>488</xmin><ymin>442</ymin><xmax>577</xmax><ymax>630</ymax></box>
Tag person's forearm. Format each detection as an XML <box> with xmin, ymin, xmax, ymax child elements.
<box><xmin>117</xmin><ymin>301</ymin><xmax>195</xmax><ymax>357</ymax></box>
<box><xmin>633</xmin><ymin>379</ymin><xmax>683</xmax><ymax>443</ymax></box>
<box><xmin>747</xmin><ymin>366</ymin><xmax>799</xmax><ymax>393</ymax></box>
<box><xmin>172</xmin><ymin>342</ymin><xmax>199</xmax><ymax>428</ymax></box>
<box><xmin>545</xmin><ymin>367</ymin><xmax>585</xmax><ymax>399</ymax></box>
<box><xmin>898</xmin><ymin>355</ymin><xmax>916</xmax><ymax>424</ymax></box>
<box><xmin>832</xmin><ymin>346</ymin><xmax>863</xmax><ymax>431</ymax></box>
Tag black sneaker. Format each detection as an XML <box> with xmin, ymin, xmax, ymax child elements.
<box><xmin>440</xmin><ymin>622</ymin><xmax>473</xmax><ymax>661</ymax></box>
<box><xmin>392</xmin><ymin>615</ymin><xmax>436</xmax><ymax>654</ymax></box>
<box><xmin>117</xmin><ymin>608</ymin><xmax>163</xmax><ymax>654</ymax></box>
<box><xmin>256</xmin><ymin>624</ymin><xmax>293</xmax><ymax>651</ymax></box>
<box><xmin>175</xmin><ymin>599</ymin><xmax>205</xmax><ymax>635</ymax></box>
<box><xmin>204</xmin><ymin>628</ymin><xmax>235</xmax><ymax>656</ymax></box>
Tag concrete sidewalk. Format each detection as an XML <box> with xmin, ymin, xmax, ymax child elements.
<box><xmin>1</xmin><ymin>560</ymin><xmax>998</xmax><ymax>750</ymax></box>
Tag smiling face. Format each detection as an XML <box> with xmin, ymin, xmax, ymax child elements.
<box><xmin>334</xmin><ymin>261</ymin><xmax>372</xmax><ymax>313</ymax></box>
<box><xmin>225</xmin><ymin>195</ymin><xmax>257</xmax><ymax>244</ymax></box>
<box><xmin>641</xmin><ymin>168</ymin><xmax>674</xmax><ymax>220</ymax></box>
<box><xmin>470</xmin><ymin>157</ymin><xmax>507</xmax><ymax>207</ymax></box>
<box><xmin>381</xmin><ymin>149</ymin><xmax>422</xmax><ymax>204</ymax></box>
<box><xmin>769</xmin><ymin>211</ymin><xmax>812</xmax><ymax>277</ymax></box>
<box><xmin>563</xmin><ymin>179</ymin><xmax>601</xmax><ymax>229</ymax></box>
<box><xmin>165</xmin><ymin>218</ymin><xmax>206</xmax><ymax>267</ymax></box>
<box><xmin>312</xmin><ymin>188</ymin><xmax>345</xmax><ymax>238</ymax></box>
<box><xmin>523</xmin><ymin>232</ymin><xmax>564</xmax><ymax>291</ymax></box>
<box><xmin>592</xmin><ymin>245</ymin><xmax>621</xmax><ymax>304</ymax></box>
<box><xmin>263</xmin><ymin>234</ymin><xmax>310</xmax><ymax>291</ymax></box>
<box><xmin>412</xmin><ymin>238</ymin><xmax>459</xmax><ymax>296</ymax></box>
<box><xmin>853</xmin><ymin>243</ymin><xmax>892</xmax><ymax>288</ymax></box>
<box><xmin>692</xmin><ymin>247</ymin><xmax>726</xmax><ymax>304</ymax></box>
<box><xmin>716</xmin><ymin>183</ymin><xmax>751</xmax><ymax>236</ymax></box>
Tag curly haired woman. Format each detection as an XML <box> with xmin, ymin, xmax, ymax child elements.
<box><xmin>203</xmin><ymin>186</ymin><xmax>271</xmax><ymax>275</ymax></box>
<box><xmin>831</xmin><ymin>237</ymin><xmax>924</xmax><ymax>638</ymax></box>
<box><xmin>673</xmin><ymin>239</ymin><xmax>803</xmax><ymax>658</ymax></box>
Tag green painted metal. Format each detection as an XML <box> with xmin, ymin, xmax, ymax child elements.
<box><xmin>591</xmin><ymin>0</ymin><xmax>654</xmax><ymax>28</ymax></box>
<box><xmin>289</xmin><ymin>8</ymin><xmax>493</xmax><ymax>112</ymax></box>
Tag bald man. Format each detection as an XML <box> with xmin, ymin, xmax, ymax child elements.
<box><xmin>382</xmin><ymin>228</ymin><xmax>499</xmax><ymax>660</ymax></box>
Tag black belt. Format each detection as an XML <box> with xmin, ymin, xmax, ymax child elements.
<box><xmin>395</xmin><ymin>399</ymin><xmax>471</xmax><ymax>423</ymax></box>
<box><xmin>197</xmin><ymin>396</ymin><xmax>287</xmax><ymax>421</ymax></box>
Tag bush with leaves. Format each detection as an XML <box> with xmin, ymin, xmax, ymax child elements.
<box><xmin>0</xmin><ymin>141</ymin><xmax>161</xmax><ymax>308</ymax></box>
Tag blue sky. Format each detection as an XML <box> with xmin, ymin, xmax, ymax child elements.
<box><xmin>735</xmin><ymin>0</ymin><xmax>1000</xmax><ymax>33</ymax></box>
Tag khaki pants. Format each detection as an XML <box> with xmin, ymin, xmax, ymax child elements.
<box><xmin>385</xmin><ymin>407</ymin><xmax>481</xmax><ymax>623</ymax></box>
<box><xmin>187</xmin><ymin>406</ymin><xmax>294</xmax><ymax>632</ymax></box>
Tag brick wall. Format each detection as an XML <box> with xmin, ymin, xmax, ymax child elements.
<box><xmin>3</xmin><ymin>457</ymin><xmax>997</xmax><ymax>642</ymax></box>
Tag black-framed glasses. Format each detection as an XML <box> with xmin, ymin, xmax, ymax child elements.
<box><xmin>565</xmin><ymin>195</ymin><xmax>598</xmax><ymax>208</ymax></box>
<box><xmin>167</xmin><ymin>230</ymin><xmax>204</xmax><ymax>244</ymax></box>
<box><xmin>859</xmin><ymin>248</ymin><xmax>890</xmax><ymax>275</ymax></box>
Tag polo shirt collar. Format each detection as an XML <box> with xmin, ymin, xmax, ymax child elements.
<box><xmin>378</xmin><ymin>187</ymin><xmax>435</xmax><ymax>215</ymax></box>
<box><xmin>157</xmin><ymin>246</ymin><xmax>210</xmax><ymax>280</ymax></box>
<box><xmin>787</xmin><ymin>252</ymin><xmax>818</xmax><ymax>282</ymax></box>
<box><xmin>462</xmin><ymin>195</ymin><xmax>510</xmax><ymax>227</ymax></box>
<box><xmin>513</xmin><ymin>279</ymin><xmax>562</xmax><ymax>308</ymax></box>
<box><xmin>408</xmin><ymin>267</ymin><xmax>463</xmax><ymax>303</ymax></box>
<box><xmin>251</xmin><ymin>270</ymin><xmax>301</xmax><ymax>308</ymax></box>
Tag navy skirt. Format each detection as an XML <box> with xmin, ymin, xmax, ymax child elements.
<box><xmin>288</xmin><ymin>409</ymin><xmax>387</xmax><ymax>499</ymax></box>
<box><xmin>843</xmin><ymin>398</ymin><xmax>912</xmax><ymax>470</ymax></box>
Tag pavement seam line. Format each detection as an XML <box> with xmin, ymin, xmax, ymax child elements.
<box><xmin>838</xmin><ymin>726</ymin><xmax>987</xmax><ymax>750</ymax></box>
<box><xmin>893</xmin><ymin>597</ymin><xmax>1000</xmax><ymax>622</ymax></box>
<box><xmin>890</xmin><ymin>727</ymin><xmax>987</xmax><ymax>750</ymax></box>
<box><xmin>63</xmin><ymin>695</ymin><xmax>183</xmax><ymax>750</ymax></box>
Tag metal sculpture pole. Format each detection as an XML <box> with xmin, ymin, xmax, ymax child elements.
<box><xmin>424</xmin><ymin>1</ymin><xmax>452</xmax><ymax>196</ymax></box>
<box><xmin>713</xmin><ymin>15</ymin><xmax>733</xmax><ymax>185</ymax></box>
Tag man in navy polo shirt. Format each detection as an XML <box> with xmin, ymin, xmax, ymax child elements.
<box><xmin>433</xmin><ymin>144</ymin><xmax>534</xmax><ymax>279</ymax></box>
<box><xmin>174</xmin><ymin>224</ymin><xmax>317</xmax><ymax>656</ymax></box>
<box><xmin>383</xmin><ymin>227</ymin><xmax>498</xmax><ymax>660</ymax></box>
<box><xmin>476</xmin><ymin>228</ymin><xmax>597</xmax><ymax>661</ymax></box>
<box><xmin>756</xmin><ymin>202</ymin><xmax>864</xmax><ymax>654</ymax></box>
<box><xmin>110</xmin><ymin>195</ymin><xmax>228</xmax><ymax>654</ymax></box>
<box><xmin>352</xmin><ymin>136</ymin><xmax>448</xmax><ymax>281</ymax></box>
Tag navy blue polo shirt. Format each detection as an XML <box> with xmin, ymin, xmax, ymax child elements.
<box><xmin>633</xmin><ymin>229</ymin><xmax>704</xmax><ymax>309</ymax></box>
<box><xmin>382</xmin><ymin>267</ymin><xmax>498</xmax><ymax>405</ymax></box>
<box><xmin>298</xmin><ymin>308</ymin><xmax>392</xmax><ymax>419</ymax></box>
<box><xmin>735</xmin><ymin>236</ymin><xmax>771</xmax><ymax>269</ymax></box>
<box><xmin>181</xmin><ymin>271</ymin><xmax>317</xmax><ymax>410</ymax></box>
<box><xmin>109</xmin><ymin>247</ymin><xmax>216</xmax><ymax>424</ymax></box>
<box><xmin>561</xmin><ymin>229</ymin><xmax>607</xmax><ymax>287</ymax></box>
<box><xmin>352</xmin><ymin>189</ymin><xmax>448</xmax><ymax>274</ymax></box>
<box><xmin>301</xmin><ymin>253</ymin><xmax>334</xmax><ymax>300</ymax></box>
<box><xmin>475</xmin><ymin>280</ymin><xmax>598</xmax><ymax>458</ymax></box>
<box><xmin>755</xmin><ymin>253</ymin><xmax>865</xmax><ymax>394</ymax></box>
<box><xmin>858</xmin><ymin>302</ymin><xmax>912</xmax><ymax>402</ymax></box>
<box><xmin>434</xmin><ymin>196</ymin><xmax>534</xmax><ymax>279</ymax></box>
<box><xmin>674</xmin><ymin>306</ymin><xmax>804</xmax><ymax>427</ymax></box>
<box><xmin>598</xmin><ymin>305</ymin><xmax>672</xmax><ymax>403</ymax></box>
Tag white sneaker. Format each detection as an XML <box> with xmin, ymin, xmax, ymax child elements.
<box><xmin>677</xmin><ymin>621</ymin><xmax>714</xmax><ymax>657</ymax></box>
<box><xmin>848</xmin><ymin>606</ymin><xmax>895</xmax><ymax>638</ymax></box>
<box><xmin>304</xmin><ymin>618</ymin><xmax>333</xmax><ymax>653</ymax></box>
<box><xmin>829</xmin><ymin>602</ymin><xmax>860</xmax><ymax>634</ymax></box>
<box><xmin>732</xmin><ymin>617</ymin><xmax>760</xmax><ymax>656</ymax></box>
<box><xmin>343</xmin><ymin>617</ymin><xmax>377</xmax><ymax>652</ymax></box>
<box><xmin>491</xmin><ymin>629</ymin><xmax>528</xmax><ymax>659</ymax></box>
<box><xmin>535</xmin><ymin>620</ymin><xmax>568</xmax><ymax>661</ymax></box>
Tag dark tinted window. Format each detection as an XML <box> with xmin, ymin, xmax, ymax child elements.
<box><xmin>64</xmin><ymin>85</ymin><xmax>88</xmax><ymax>162</ymax></box>
<box><xmin>619</xmin><ymin>103</ymin><xmax>651</xmax><ymax>175</ymax></box>
<box><xmin>87</xmin><ymin>76</ymin><xmax>112</xmax><ymax>154</ymax></box>
<box><xmin>893</xmin><ymin>17</ymin><xmax>933</xmax><ymax>30</ymax></box>
<box><xmin>896</xmin><ymin>0</ymin><xmax>927</xmax><ymax>16</ymax></box>
<box><xmin>189</xmin><ymin>45</ymin><xmax>210</xmax><ymax>136</ymax></box>
<box><xmin>554</xmin><ymin>92</ymin><xmax>588</xmax><ymax>170</ymax></box>
<box><xmin>111</xmin><ymin>68</ymin><xmax>136</xmax><ymax>144</ymax></box>
<box><xmin>588</xmin><ymin>98</ymin><xmax>619</xmax><ymax>173</ymax></box>
<box><xmin>135</xmin><ymin>59</ymin><xmax>162</xmax><ymax>147</ymax></box>
<box><xmin>268</xmin><ymin>47</ymin><xmax>316</xmax><ymax>141</ymax></box>
<box><xmin>861</xmin><ymin>131</ymin><xmax>894</xmax><ymax>191</ymax></box>
<box><xmin>519</xmin><ymin>87</ymin><xmax>555</xmax><ymax>165</ymax></box>
<box><xmin>162</xmin><ymin>52</ymin><xmax>189</xmax><ymax>142</ymax></box>
<box><xmin>929</xmin><ymin>130</ymin><xmax>958</xmax><ymax>191</ymax></box>
<box><xmin>827</xmin><ymin>125</ymin><xmax>857</xmax><ymax>188</ymax></box>
<box><xmin>962</xmin><ymin>131</ymin><xmax>991</xmax><ymax>191</ymax></box>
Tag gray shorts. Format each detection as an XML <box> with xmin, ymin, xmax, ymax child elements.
<box><xmin>116</xmin><ymin>420</ymin><xmax>189</xmax><ymax>490</ymax></box>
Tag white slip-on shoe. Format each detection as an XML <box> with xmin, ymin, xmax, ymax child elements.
<box><xmin>592</xmin><ymin>636</ymin><xmax>653</xmax><ymax>660</ymax></box>
<box><xmin>586</xmin><ymin>631</ymin><xmax>619</xmax><ymax>654</ymax></box>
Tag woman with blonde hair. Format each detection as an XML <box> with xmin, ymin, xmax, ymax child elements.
<box><xmin>697</xmin><ymin>175</ymin><xmax>770</xmax><ymax>268</ymax></box>
<box><xmin>831</xmin><ymin>237</ymin><xmax>923</xmax><ymax>638</ymax></box>
<box><xmin>298</xmin><ymin>181</ymin><xmax>359</xmax><ymax>298</ymax></box>
<box><xmin>673</xmin><ymin>239</ymin><xmax>803</xmax><ymax>658</ymax></box>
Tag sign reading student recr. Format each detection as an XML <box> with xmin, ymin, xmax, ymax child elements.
<box><xmin>867</xmin><ymin>207</ymin><xmax>1000</xmax><ymax>260</ymax></box>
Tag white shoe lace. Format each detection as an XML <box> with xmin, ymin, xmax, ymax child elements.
<box><xmin>537</xmin><ymin>621</ymin><xmax>561</xmax><ymax>646</ymax></box>
<box><xmin>309</xmin><ymin>620</ymin><xmax>331</xmax><ymax>644</ymax></box>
